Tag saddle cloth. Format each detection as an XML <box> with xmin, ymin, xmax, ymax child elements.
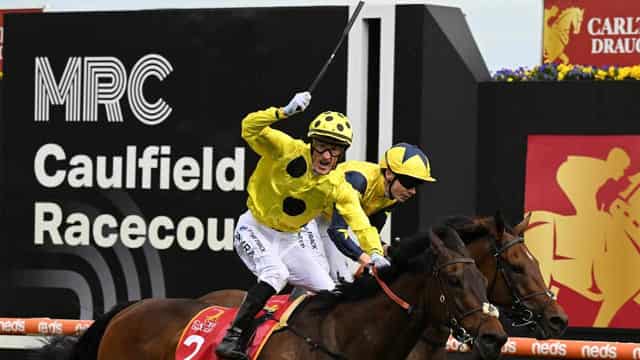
<box><xmin>175</xmin><ymin>294</ymin><xmax>307</xmax><ymax>360</ymax></box>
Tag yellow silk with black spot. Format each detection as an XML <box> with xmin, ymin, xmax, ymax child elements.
<box><xmin>242</xmin><ymin>107</ymin><xmax>379</xmax><ymax>249</ymax></box>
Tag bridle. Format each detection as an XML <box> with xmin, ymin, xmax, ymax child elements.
<box><xmin>433</xmin><ymin>256</ymin><xmax>499</xmax><ymax>345</ymax></box>
<box><xmin>369</xmin><ymin>253</ymin><xmax>499</xmax><ymax>345</ymax></box>
<box><xmin>488</xmin><ymin>235</ymin><xmax>556</xmax><ymax>330</ymax></box>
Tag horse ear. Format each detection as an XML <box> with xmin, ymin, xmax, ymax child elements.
<box><xmin>513</xmin><ymin>212</ymin><xmax>532</xmax><ymax>236</ymax></box>
<box><xmin>494</xmin><ymin>211</ymin><xmax>505</xmax><ymax>238</ymax></box>
<box><xmin>428</xmin><ymin>229</ymin><xmax>447</xmax><ymax>255</ymax></box>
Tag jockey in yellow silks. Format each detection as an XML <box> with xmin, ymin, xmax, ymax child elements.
<box><xmin>312</xmin><ymin>142</ymin><xmax>437</xmax><ymax>283</ymax></box>
<box><xmin>216</xmin><ymin>92</ymin><xmax>383</xmax><ymax>360</ymax></box>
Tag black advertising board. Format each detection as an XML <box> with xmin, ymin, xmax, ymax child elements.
<box><xmin>1</xmin><ymin>8</ymin><xmax>348</xmax><ymax>319</ymax></box>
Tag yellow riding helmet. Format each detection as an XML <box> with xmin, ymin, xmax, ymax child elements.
<box><xmin>379</xmin><ymin>143</ymin><xmax>436</xmax><ymax>182</ymax></box>
<box><xmin>307</xmin><ymin>111</ymin><xmax>353</xmax><ymax>147</ymax></box>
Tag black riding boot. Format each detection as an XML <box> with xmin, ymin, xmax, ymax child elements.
<box><xmin>215</xmin><ymin>282</ymin><xmax>276</xmax><ymax>359</ymax></box>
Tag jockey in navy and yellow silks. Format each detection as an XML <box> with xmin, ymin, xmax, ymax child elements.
<box><xmin>323</xmin><ymin>161</ymin><xmax>396</xmax><ymax>257</ymax></box>
<box><xmin>318</xmin><ymin>143</ymin><xmax>436</xmax><ymax>281</ymax></box>
<box><xmin>217</xmin><ymin>92</ymin><xmax>383</xmax><ymax>360</ymax></box>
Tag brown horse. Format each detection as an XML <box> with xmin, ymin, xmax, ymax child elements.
<box><xmin>36</xmin><ymin>228</ymin><xmax>506</xmax><ymax>360</ymax></box>
<box><xmin>407</xmin><ymin>213</ymin><xmax>569</xmax><ymax>360</ymax></box>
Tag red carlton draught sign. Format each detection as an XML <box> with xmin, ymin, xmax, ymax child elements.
<box><xmin>544</xmin><ymin>0</ymin><xmax>640</xmax><ymax>66</ymax></box>
<box><xmin>0</xmin><ymin>8</ymin><xmax>43</xmax><ymax>76</ymax></box>
<box><xmin>524</xmin><ymin>135</ymin><xmax>640</xmax><ymax>328</ymax></box>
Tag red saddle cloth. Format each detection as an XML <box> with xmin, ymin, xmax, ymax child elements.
<box><xmin>175</xmin><ymin>294</ymin><xmax>307</xmax><ymax>360</ymax></box>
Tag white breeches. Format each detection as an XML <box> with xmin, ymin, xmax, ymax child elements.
<box><xmin>234</xmin><ymin>210</ymin><xmax>335</xmax><ymax>293</ymax></box>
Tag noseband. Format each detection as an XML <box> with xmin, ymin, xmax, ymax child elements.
<box><xmin>489</xmin><ymin>235</ymin><xmax>555</xmax><ymax>329</ymax></box>
<box><xmin>434</xmin><ymin>257</ymin><xmax>499</xmax><ymax>344</ymax></box>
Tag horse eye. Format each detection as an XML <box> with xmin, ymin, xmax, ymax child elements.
<box><xmin>512</xmin><ymin>265</ymin><xmax>525</xmax><ymax>274</ymax></box>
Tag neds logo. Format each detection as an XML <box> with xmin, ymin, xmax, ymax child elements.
<box><xmin>501</xmin><ymin>340</ymin><xmax>517</xmax><ymax>354</ymax></box>
<box><xmin>34</xmin><ymin>54</ymin><xmax>172</xmax><ymax>125</ymax></box>
<box><xmin>531</xmin><ymin>342</ymin><xmax>567</xmax><ymax>357</ymax></box>
<box><xmin>581</xmin><ymin>344</ymin><xmax>617</xmax><ymax>358</ymax></box>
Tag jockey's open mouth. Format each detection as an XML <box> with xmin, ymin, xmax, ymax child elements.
<box><xmin>315</xmin><ymin>158</ymin><xmax>333</xmax><ymax>174</ymax></box>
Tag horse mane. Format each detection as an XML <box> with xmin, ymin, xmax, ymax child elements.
<box><xmin>307</xmin><ymin>264</ymin><xmax>402</xmax><ymax>314</ymax></box>
<box><xmin>438</xmin><ymin>215</ymin><xmax>514</xmax><ymax>245</ymax></box>
<box><xmin>439</xmin><ymin>216</ymin><xmax>490</xmax><ymax>245</ymax></box>
<box><xmin>306</xmin><ymin>231</ymin><xmax>434</xmax><ymax>314</ymax></box>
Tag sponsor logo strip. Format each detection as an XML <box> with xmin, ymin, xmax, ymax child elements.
<box><xmin>1</xmin><ymin>317</ymin><xmax>640</xmax><ymax>359</ymax></box>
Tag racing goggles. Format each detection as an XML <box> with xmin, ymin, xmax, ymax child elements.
<box><xmin>396</xmin><ymin>174</ymin><xmax>425</xmax><ymax>189</ymax></box>
<box><xmin>311</xmin><ymin>140</ymin><xmax>345</xmax><ymax>158</ymax></box>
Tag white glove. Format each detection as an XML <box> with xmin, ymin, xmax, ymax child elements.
<box><xmin>370</xmin><ymin>253</ymin><xmax>391</xmax><ymax>269</ymax></box>
<box><xmin>282</xmin><ymin>91</ymin><xmax>311</xmax><ymax>116</ymax></box>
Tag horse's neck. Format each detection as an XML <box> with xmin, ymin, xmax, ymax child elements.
<box><xmin>330</xmin><ymin>272</ymin><xmax>427</xmax><ymax>359</ymax></box>
<box><xmin>357</xmin><ymin>273</ymin><xmax>452</xmax><ymax>359</ymax></box>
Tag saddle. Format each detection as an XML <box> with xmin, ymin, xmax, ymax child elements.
<box><xmin>175</xmin><ymin>294</ymin><xmax>308</xmax><ymax>360</ymax></box>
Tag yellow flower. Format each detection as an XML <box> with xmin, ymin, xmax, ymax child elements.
<box><xmin>582</xmin><ymin>66</ymin><xmax>593</xmax><ymax>74</ymax></box>
<box><xmin>617</xmin><ymin>67</ymin><xmax>631</xmax><ymax>80</ymax></box>
<box><xmin>558</xmin><ymin>72</ymin><xmax>565</xmax><ymax>80</ymax></box>
<box><xmin>595</xmin><ymin>69</ymin><xmax>607</xmax><ymax>80</ymax></box>
<box><xmin>507</xmin><ymin>77</ymin><xmax>514</xmax><ymax>82</ymax></box>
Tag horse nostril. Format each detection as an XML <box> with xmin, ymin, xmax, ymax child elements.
<box><xmin>480</xmin><ymin>332</ymin><xmax>508</xmax><ymax>348</ymax></box>
<box><xmin>550</xmin><ymin>314</ymin><xmax>569</xmax><ymax>332</ymax></box>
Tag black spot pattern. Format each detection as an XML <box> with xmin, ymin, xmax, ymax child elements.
<box><xmin>325</xmin><ymin>116</ymin><xmax>334</xmax><ymax>121</ymax></box>
<box><xmin>283</xmin><ymin>197</ymin><xmax>306</xmax><ymax>216</ymax></box>
<box><xmin>286</xmin><ymin>156</ymin><xmax>307</xmax><ymax>178</ymax></box>
<box><xmin>337</xmin><ymin>124</ymin><xmax>344</xmax><ymax>131</ymax></box>
<box><xmin>314</xmin><ymin>120</ymin><xmax>321</xmax><ymax>127</ymax></box>
<box><xmin>345</xmin><ymin>121</ymin><xmax>351</xmax><ymax>128</ymax></box>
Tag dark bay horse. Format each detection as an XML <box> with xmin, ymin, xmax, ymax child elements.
<box><xmin>37</xmin><ymin>228</ymin><xmax>507</xmax><ymax>360</ymax></box>
<box><xmin>406</xmin><ymin>213</ymin><xmax>569</xmax><ymax>360</ymax></box>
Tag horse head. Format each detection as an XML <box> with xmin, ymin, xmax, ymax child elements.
<box><xmin>464</xmin><ymin>212</ymin><xmax>569</xmax><ymax>339</ymax></box>
<box><xmin>554</xmin><ymin>7</ymin><xmax>584</xmax><ymax>35</ymax></box>
<box><xmin>427</xmin><ymin>227</ymin><xmax>507</xmax><ymax>359</ymax></box>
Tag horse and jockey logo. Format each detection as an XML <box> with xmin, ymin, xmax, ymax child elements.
<box><xmin>544</xmin><ymin>5</ymin><xmax>585</xmax><ymax>64</ymax></box>
<box><xmin>524</xmin><ymin>135</ymin><xmax>640</xmax><ymax>327</ymax></box>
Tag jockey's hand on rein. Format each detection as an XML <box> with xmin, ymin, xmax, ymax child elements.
<box><xmin>370</xmin><ymin>253</ymin><xmax>391</xmax><ymax>269</ymax></box>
